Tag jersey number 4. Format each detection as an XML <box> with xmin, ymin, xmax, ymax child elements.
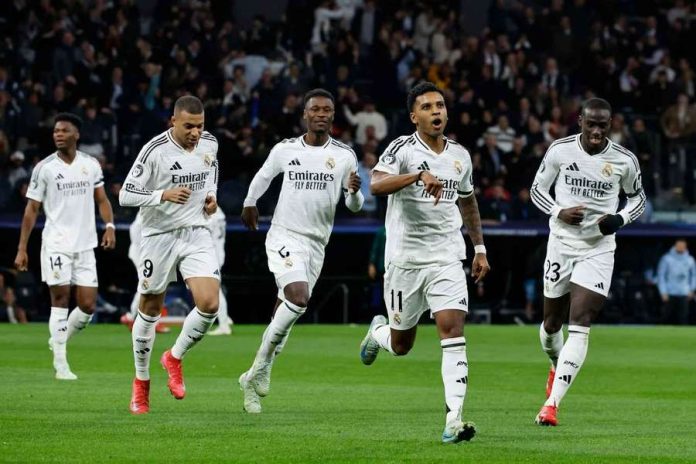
<box><xmin>544</xmin><ymin>260</ymin><xmax>560</xmax><ymax>282</ymax></box>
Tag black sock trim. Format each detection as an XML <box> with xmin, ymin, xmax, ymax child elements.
<box><xmin>137</xmin><ymin>312</ymin><xmax>160</xmax><ymax>324</ymax></box>
<box><xmin>283</xmin><ymin>302</ymin><xmax>303</xmax><ymax>315</ymax></box>
<box><xmin>441</xmin><ymin>342</ymin><xmax>467</xmax><ymax>348</ymax></box>
<box><xmin>196</xmin><ymin>309</ymin><xmax>218</xmax><ymax>319</ymax></box>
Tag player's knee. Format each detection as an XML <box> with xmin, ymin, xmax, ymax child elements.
<box><xmin>392</xmin><ymin>340</ymin><xmax>413</xmax><ymax>356</ymax></box>
<box><xmin>543</xmin><ymin>319</ymin><xmax>563</xmax><ymax>334</ymax></box>
<box><xmin>51</xmin><ymin>292</ymin><xmax>70</xmax><ymax>308</ymax></box>
<box><xmin>77</xmin><ymin>300</ymin><xmax>96</xmax><ymax>314</ymax></box>
<box><xmin>286</xmin><ymin>294</ymin><xmax>309</xmax><ymax>308</ymax></box>
<box><xmin>196</xmin><ymin>295</ymin><xmax>219</xmax><ymax>314</ymax></box>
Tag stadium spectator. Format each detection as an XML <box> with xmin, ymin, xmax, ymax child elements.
<box><xmin>0</xmin><ymin>273</ymin><xmax>28</xmax><ymax>324</ymax></box>
<box><xmin>7</xmin><ymin>151</ymin><xmax>28</xmax><ymax>188</ymax></box>
<box><xmin>342</xmin><ymin>98</ymin><xmax>387</xmax><ymax>145</ymax></box>
<box><xmin>657</xmin><ymin>239</ymin><xmax>696</xmax><ymax>325</ymax></box>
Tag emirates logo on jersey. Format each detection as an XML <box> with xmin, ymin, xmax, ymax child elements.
<box><xmin>325</xmin><ymin>157</ymin><xmax>336</xmax><ymax>169</ymax></box>
<box><xmin>601</xmin><ymin>163</ymin><xmax>613</xmax><ymax>177</ymax></box>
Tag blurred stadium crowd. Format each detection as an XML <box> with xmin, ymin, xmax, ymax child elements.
<box><xmin>0</xmin><ymin>0</ymin><xmax>695</xmax><ymax>221</ymax></box>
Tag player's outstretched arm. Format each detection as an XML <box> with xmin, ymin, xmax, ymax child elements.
<box><xmin>15</xmin><ymin>199</ymin><xmax>41</xmax><ymax>271</ymax></box>
<box><xmin>371</xmin><ymin>170</ymin><xmax>443</xmax><ymax>203</ymax></box>
<box><xmin>94</xmin><ymin>186</ymin><xmax>116</xmax><ymax>249</ymax></box>
<box><xmin>458</xmin><ymin>194</ymin><xmax>490</xmax><ymax>283</ymax></box>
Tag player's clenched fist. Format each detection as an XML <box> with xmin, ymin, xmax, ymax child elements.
<box><xmin>162</xmin><ymin>186</ymin><xmax>191</xmax><ymax>204</ymax></box>
<box><xmin>347</xmin><ymin>171</ymin><xmax>361</xmax><ymax>194</ymax></box>
<box><xmin>241</xmin><ymin>206</ymin><xmax>259</xmax><ymax>231</ymax></box>
<box><xmin>420</xmin><ymin>171</ymin><xmax>443</xmax><ymax>205</ymax></box>
<box><xmin>14</xmin><ymin>249</ymin><xmax>28</xmax><ymax>271</ymax></box>
<box><xmin>204</xmin><ymin>194</ymin><xmax>218</xmax><ymax>215</ymax></box>
<box><xmin>558</xmin><ymin>206</ymin><xmax>585</xmax><ymax>225</ymax></box>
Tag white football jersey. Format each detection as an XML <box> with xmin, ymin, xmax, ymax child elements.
<box><xmin>119</xmin><ymin>129</ymin><xmax>219</xmax><ymax>237</ymax></box>
<box><xmin>244</xmin><ymin>136</ymin><xmax>360</xmax><ymax>245</ymax></box>
<box><xmin>374</xmin><ymin>132</ymin><xmax>474</xmax><ymax>269</ymax></box>
<box><xmin>206</xmin><ymin>207</ymin><xmax>226</xmax><ymax>267</ymax></box>
<box><xmin>26</xmin><ymin>151</ymin><xmax>104</xmax><ymax>253</ymax></box>
<box><xmin>531</xmin><ymin>134</ymin><xmax>646</xmax><ymax>246</ymax></box>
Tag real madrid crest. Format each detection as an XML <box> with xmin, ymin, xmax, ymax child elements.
<box><xmin>454</xmin><ymin>160</ymin><xmax>463</xmax><ymax>175</ymax></box>
<box><xmin>326</xmin><ymin>157</ymin><xmax>336</xmax><ymax>169</ymax></box>
<box><xmin>601</xmin><ymin>163</ymin><xmax>613</xmax><ymax>177</ymax></box>
<box><xmin>141</xmin><ymin>279</ymin><xmax>150</xmax><ymax>290</ymax></box>
<box><xmin>284</xmin><ymin>257</ymin><xmax>294</xmax><ymax>268</ymax></box>
<box><xmin>81</xmin><ymin>166</ymin><xmax>88</xmax><ymax>175</ymax></box>
<box><xmin>204</xmin><ymin>153</ymin><xmax>214</xmax><ymax>167</ymax></box>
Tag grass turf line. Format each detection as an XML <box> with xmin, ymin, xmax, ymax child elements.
<box><xmin>0</xmin><ymin>324</ymin><xmax>694</xmax><ymax>463</ymax></box>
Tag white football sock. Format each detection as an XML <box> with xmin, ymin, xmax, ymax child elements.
<box><xmin>371</xmin><ymin>323</ymin><xmax>395</xmax><ymax>355</ymax></box>
<box><xmin>216</xmin><ymin>288</ymin><xmax>231</xmax><ymax>326</ymax></box>
<box><xmin>67</xmin><ymin>307</ymin><xmax>92</xmax><ymax>339</ymax></box>
<box><xmin>129</xmin><ymin>292</ymin><xmax>140</xmax><ymax>318</ymax></box>
<box><xmin>171</xmin><ymin>307</ymin><xmax>217</xmax><ymax>360</ymax></box>
<box><xmin>441</xmin><ymin>337</ymin><xmax>468</xmax><ymax>424</ymax></box>
<box><xmin>540</xmin><ymin>323</ymin><xmax>564</xmax><ymax>368</ymax></box>
<box><xmin>256</xmin><ymin>301</ymin><xmax>305</xmax><ymax>363</ymax></box>
<box><xmin>132</xmin><ymin>311</ymin><xmax>160</xmax><ymax>381</ymax></box>
<box><xmin>545</xmin><ymin>325</ymin><xmax>590</xmax><ymax>407</ymax></box>
<box><xmin>49</xmin><ymin>307</ymin><xmax>69</xmax><ymax>368</ymax></box>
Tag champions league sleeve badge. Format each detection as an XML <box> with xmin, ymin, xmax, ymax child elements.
<box><xmin>381</xmin><ymin>153</ymin><xmax>396</xmax><ymax>165</ymax></box>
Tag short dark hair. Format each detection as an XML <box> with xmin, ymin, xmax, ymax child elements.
<box><xmin>407</xmin><ymin>81</ymin><xmax>445</xmax><ymax>112</ymax></box>
<box><xmin>581</xmin><ymin>97</ymin><xmax>612</xmax><ymax>116</ymax></box>
<box><xmin>54</xmin><ymin>112</ymin><xmax>83</xmax><ymax>130</ymax></box>
<box><xmin>174</xmin><ymin>95</ymin><xmax>204</xmax><ymax>114</ymax></box>
<box><xmin>303</xmin><ymin>88</ymin><xmax>334</xmax><ymax>108</ymax></box>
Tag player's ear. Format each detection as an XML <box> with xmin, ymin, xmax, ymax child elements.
<box><xmin>410</xmin><ymin>112</ymin><xmax>417</xmax><ymax>124</ymax></box>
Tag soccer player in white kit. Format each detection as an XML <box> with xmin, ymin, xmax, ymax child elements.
<box><xmin>238</xmin><ymin>89</ymin><xmax>364</xmax><ymax>413</ymax></box>
<box><xmin>530</xmin><ymin>98</ymin><xmax>646</xmax><ymax>426</ymax></box>
<box><xmin>358</xmin><ymin>82</ymin><xmax>490</xmax><ymax>444</ymax></box>
<box><xmin>206</xmin><ymin>206</ymin><xmax>233</xmax><ymax>335</ymax></box>
<box><xmin>119</xmin><ymin>96</ymin><xmax>221</xmax><ymax>414</ymax></box>
<box><xmin>14</xmin><ymin>113</ymin><xmax>116</xmax><ymax>380</ymax></box>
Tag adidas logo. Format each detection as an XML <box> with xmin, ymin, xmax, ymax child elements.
<box><xmin>55</xmin><ymin>173</ymin><xmax>64</xmax><ymax>180</ymax></box>
<box><xmin>458</xmin><ymin>297</ymin><xmax>467</xmax><ymax>306</ymax></box>
<box><xmin>594</xmin><ymin>282</ymin><xmax>604</xmax><ymax>290</ymax></box>
<box><xmin>169</xmin><ymin>161</ymin><xmax>182</xmax><ymax>170</ymax></box>
<box><xmin>213</xmin><ymin>269</ymin><xmax>220</xmax><ymax>276</ymax></box>
<box><xmin>456</xmin><ymin>376</ymin><xmax>468</xmax><ymax>384</ymax></box>
<box><xmin>558</xmin><ymin>374</ymin><xmax>573</xmax><ymax>384</ymax></box>
<box><xmin>289</xmin><ymin>158</ymin><xmax>301</xmax><ymax>166</ymax></box>
<box><xmin>418</xmin><ymin>161</ymin><xmax>430</xmax><ymax>171</ymax></box>
<box><xmin>565</xmin><ymin>162</ymin><xmax>580</xmax><ymax>171</ymax></box>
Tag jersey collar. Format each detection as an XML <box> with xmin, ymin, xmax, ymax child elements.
<box><xmin>167</xmin><ymin>129</ymin><xmax>198</xmax><ymax>152</ymax></box>
<box><xmin>414</xmin><ymin>132</ymin><xmax>448</xmax><ymax>155</ymax></box>
<box><xmin>576</xmin><ymin>134</ymin><xmax>611</xmax><ymax>156</ymax></box>
<box><xmin>300</xmin><ymin>134</ymin><xmax>332</xmax><ymax>149</ymax></box>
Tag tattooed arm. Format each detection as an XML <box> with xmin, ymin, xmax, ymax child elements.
<box><xmin>458</xmin><ymin>194</ymin><xmax>490</xmax><ymax>283</ymax></box>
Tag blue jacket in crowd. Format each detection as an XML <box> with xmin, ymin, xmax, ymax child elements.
<box><xmin>657</xmin><ymin>247</ymin><xmax>696</xmax><ymax>297</ymax></box>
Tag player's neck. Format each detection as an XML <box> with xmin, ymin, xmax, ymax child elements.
<box><xmin>417</xmin><ymin>130</ymin><xmax>445</xmax><ymax>154</ymax></box>
<box><xmin>579</xmin><ymin>134</ymin><xmax>608</xmax><ymax>155</ymax></box>
<box><xmin>303</xmin><ymin>132</ymin><xmax>329</xmax><ymax>147</ymax></box>
<box><xmin>171</xmin><ymin>131</ymin><xmax>195</xmax><ymax>152</ymax></box>
<box><xmin>57</xmin><ymin>148</ymin><xmax>77</xmax><ymax>163</ymax></box>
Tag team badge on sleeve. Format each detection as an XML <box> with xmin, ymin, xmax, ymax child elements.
<box><xmin>132</xmin><ymin>164</ymin><xmax>144</xmax><ymax>178</ymax></box>
<box><xmin>381</xmin><ymin>153</ymin><xmax>396</xmax><ymax>164</ymax></box>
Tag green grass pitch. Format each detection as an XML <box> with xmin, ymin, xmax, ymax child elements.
<box><xmin>1</xmin><ymin>323</ymin><xmax>694</xmax><ymax>463</ymax></box>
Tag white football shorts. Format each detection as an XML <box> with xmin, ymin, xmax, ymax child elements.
<box><xmin>265</xmin><ymin>225</ymin><xmax>325</xmax><ymax>299</ymax></box>
<box><xmin>383</xmin><ymin>261</ymin><xmax>469</xmax><ymax>330</ymax></box>
<box><xmin>41</xmin><ymin>245</ymin><xmax>98</xmax><ymax>287</ymax></box>
<box><xmin>543</xmin><ymin>233</ymin><xmax>615</xmax><ymax>298</ymax></box>
<box><xmin>138</xmin><ymin>226</ymin><xmax>220</xmax><ymax>294</ymax></box>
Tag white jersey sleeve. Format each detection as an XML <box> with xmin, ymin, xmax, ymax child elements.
<box><xmin>617</xmin><ymin>150</ymin><xmax>646</xmax><ymax>224</ymax></box>
<box><xmin>120</xmin><ymin>139</ymin><xmax>165</xmax><ymax>207</ymax></box>
<box><xmin>341</xmin><ymin>150</ymin><xmax>364</xmax><ymax>212</ymax></box>
<box><xmin>373</xmin><ymin>136</ymin><xmax>411</xmax><ymax>175</ymax></box>
<box><xmin>530</xmin><ymin>142</ymin><xmax>563</xmax><ymax>218</ymax></box>
<box><xmin>26</xmin><ymin>157</ymin><xmax>50</xmax><ymax>203</ymax></box>
<box><xmin>243</xmin><ymin>145</ymin><xmax>282</xmax><ymax>207</ymax></box>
